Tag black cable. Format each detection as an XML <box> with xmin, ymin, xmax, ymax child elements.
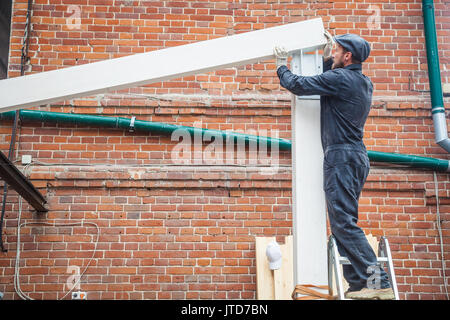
<box><xmin>0</xmin><ymin>110</ymin><xmax>19</xmax><ymax>252</ymax></box>
<box><xmin>20</xmin><ymin>0</ymin><xmax>32</xmax><ymax>76</ymax></box>
<box><xmin>0</xmin><ymin>0</ymin><xmax>32</xmax><ymax>252</ymax></box>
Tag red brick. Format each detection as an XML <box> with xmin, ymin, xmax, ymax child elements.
<box><xmin>2</xmin><ymin>1</ymin><xmax>448</xmax><ymax>301</ymax></box>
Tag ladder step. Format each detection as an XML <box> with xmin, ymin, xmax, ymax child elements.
<box><xmin>338</xmin><ymin>257</ymin><xmax>388</xmax><ymax>264</ymax></box>
<box><xmin>328</xmin><ymin>235</ymin><xmax>399</xmax><ymax>300</ymax></box>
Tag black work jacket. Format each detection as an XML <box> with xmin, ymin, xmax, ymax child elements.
<box><xmin>277</xmin><ymin>58</ymin><xmax>373</xmax><ymax>153</ymax></box>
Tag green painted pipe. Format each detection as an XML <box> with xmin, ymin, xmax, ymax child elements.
<box><xmin>368</xmin><ymin>150</ymin><xmax>448</xmax><ymax>172</ymax></box>
<box><xmin>1</xmin><ymin>109</ymin><xmax>449</xmax><ymax>172</ymax></box>
<box><xmin>422</xmin><ymin>0</ymin><xmax>450</xmax><ymax>152</ymax></box>
<box><xmin>422</xmin><ymin>0</ymin><xmax>443</xmax><ymax>111</ymax></box>
<box><xmin>0</xmin><ymin>109</ymin><xmax>291</xmax><ymax>150</ymax></box>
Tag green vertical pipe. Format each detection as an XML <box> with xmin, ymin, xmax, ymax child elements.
<box><xmin>422</xmin><ymin>0</ymin><xmax>450</xmax><ymax>152</ymax></box>
<box><xmin>422</xmin><ymin>0</ymin><xmax>444</xmax><ymax>113</ymax></box>
<box><xmin>1</xmin><ymin>109</ymin><xmax>449</xmax><ymax>172</ymax></box>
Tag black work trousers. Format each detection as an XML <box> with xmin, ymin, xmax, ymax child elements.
<box><xmin>324</xmin><ymin>145</ymin><xmax>391</xmax><ymax>291</ymax></box>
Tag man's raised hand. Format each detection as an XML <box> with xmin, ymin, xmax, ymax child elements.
<box><xmin>273</xmin><ymin>46</ymin><xmax>288</xmax><ymax>69</ymax></box>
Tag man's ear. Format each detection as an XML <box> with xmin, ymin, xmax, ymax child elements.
<box><xmin>345</xmin><ymin>51</ymin><xmax>352</xmax><ymax>62</ymax></box>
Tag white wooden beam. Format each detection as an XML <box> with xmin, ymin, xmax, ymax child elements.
<box><xmin>0</xmin><ymin>18</ymin><xmax>325</xmax><ymax>113</ymax></box>
<box><xmin>291</xmin><ymin>50</ymin><xmax>328</xmax><ymax>292</ymax></box>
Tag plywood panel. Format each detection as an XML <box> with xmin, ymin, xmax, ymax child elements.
<box><xmin>255</xmin><ymin>236</ymin><xmax>276</xmax><ymax>300</ymax></box>
<box><xmin>274</xmin><ymin>235</ymin><xmax>294</xmax><ymax>300</ymax></box>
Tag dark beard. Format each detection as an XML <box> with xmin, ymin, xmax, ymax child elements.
<box><xmin>332</xmin><ymin>60</ymin><xmax>344</xmax><ymax>70</ymax></box>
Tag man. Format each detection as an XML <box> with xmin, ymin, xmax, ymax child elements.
<box><xmin>274</xmin><ymin>32</ymin><xmax>394</xmax><ymax>300</ymax></box>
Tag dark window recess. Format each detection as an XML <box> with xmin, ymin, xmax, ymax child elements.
<box><xmin>0</xmin><ymin>0</ymin><xmax>12</xmax><ymax>79</ymax></box>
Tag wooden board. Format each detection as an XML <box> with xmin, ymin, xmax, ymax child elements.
<box><xmin>274</xmin><ymin>235</ymin><xmax>294</xmax><ymax>300</ymax></box>
<box><xmin>255</xmin><ymin>236</ymin><xmax>276</xmax><ymax>300</ymax></box>
<box><xmin>0</xmin><ymin>18</ymin><xmax>325</xmax><ymax>113</ymax></box>
<box><xmin>256</xmin><ymin>236</ymin><xmax>294</xmax><ymax>300</ymax></box>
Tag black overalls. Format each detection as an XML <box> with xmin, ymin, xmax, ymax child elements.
<box><xmin>277</xmin><ymin>58</ymin><xmax>391</xmax><ymax>291</ymax></box>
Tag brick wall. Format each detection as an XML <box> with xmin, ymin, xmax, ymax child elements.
<box><xmin>0</xmin><ymin>0</ymin><xmax>449</xmax><ymax>300</ymax></box>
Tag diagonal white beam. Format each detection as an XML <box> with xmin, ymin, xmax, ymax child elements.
<box><xmin>0</xmin><ymin>18</ymin><xmax>325</xmax><ymax>113</ymax></box>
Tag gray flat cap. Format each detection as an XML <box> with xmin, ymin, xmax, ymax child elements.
<box><xmin>333</xmin><ymin>34</ymin><xmax>371</xmax><ymax>63</ymax></box>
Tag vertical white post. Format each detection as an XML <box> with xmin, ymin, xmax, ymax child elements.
<box><xmin>291</xmin><ymin>50</ymin><xmax>328</xmax><ymax>292</ymax></box>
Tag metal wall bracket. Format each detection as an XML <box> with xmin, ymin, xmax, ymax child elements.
<box><xmin>129</xmin><ymin>116</ymin><xmax>136</xmax><ymax>133</ymax></box>
<box><xmin>0</xmin><ymin>151</ymin><xmax>47</xmax><ymax>213</ymax></box>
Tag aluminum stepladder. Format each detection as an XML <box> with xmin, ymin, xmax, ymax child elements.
<box><xmin>327</xmin><ymin>234</ymin><xmax>400</xmax><ymax>300</ymax></box>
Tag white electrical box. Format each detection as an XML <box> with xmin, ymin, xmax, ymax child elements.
<box><xmin>443</xmin><ymin>83</ymin><xmax>450</xmax><ymax>94</ymax></box>
<box><xmin>21</xmin><ymin>155</ymin><xmax>32</xmax><ymax>165</ymax></box>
